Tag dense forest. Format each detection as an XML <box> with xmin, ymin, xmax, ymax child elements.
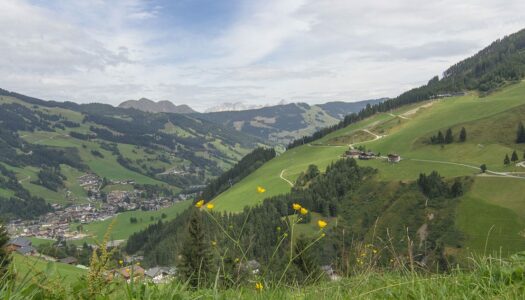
<box><xmin>288</xmin><ymin>28</ymin><xmax>525</xmax><ymax>149</ymax></box>
<box><xmin>126</xmin><ymin>158</ymin><xmax>465</xmax><ymax>278</ymax></box>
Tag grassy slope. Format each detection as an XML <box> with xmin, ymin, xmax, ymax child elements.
<box><xmin>211</xmin><ymin>82</ymin><xmax>525</xmax><ymax>255</ymax></box>
<box><xmin>13</xmin><ymin>254</ymin><xmax>86</xmax><ymax>284</ymax></box>
<box><xmin>70</xmin><ymin>200</ymin><xmax>191</xmax><ymax>244</ymax></box>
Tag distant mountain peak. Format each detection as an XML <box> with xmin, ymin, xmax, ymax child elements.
<box><xmin>119</xmin><ymin>98</ymin><xmax>196</xmax><ymax>114</ymax></box>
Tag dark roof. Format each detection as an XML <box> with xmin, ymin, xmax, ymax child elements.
<box><xmin>16</xmin><ymin>246</ymin><xmax>35</xmax><ymax>255</ymax></box>
<box><xmin>8</xmin><ymin>237</ymin><xmax>31</xmax><ymax>247</ymax></box>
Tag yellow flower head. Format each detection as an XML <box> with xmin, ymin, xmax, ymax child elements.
<box><xmin>255</xmin><ymin>282</ymin><xmax>263</xmax><ymax>291</ymax></box>
<box><xmin>292</xmin><ymin>203</ymin><xmax>302</xmax><ymax>211</ymax></box>
<box><xmin>136</xmin><ymin>262</ymin><xmax>140</xmax><ymax>266</ymax></box>
<box><xmin>126</xmin><ymin>268</ymin><xmax>131</xmax><ymax>273</ymax></box>
<box><xmin>300</xmin><ymin>207</ymin><xmax>308</xmax><ymax>215</ymax></box>
<box><xmin>257</xmin><ymin>186</ymin><xmax>266</xmax><ymax>194</ymax></box>
<box><xmin>211</xmin><ymin>240</ymin><xmax>217</xmax><ymax>247</ymax></box>
<box><xmin>318</xmin><ymin>220</ymin><xmax>327</xmax><ymax>229</ymax></box>
<box><xmin>372</xmin><ymin>249</ymin><xmax>378</xmax><ymax>254</ymax></box>
<box><xmin>119</xmin><ymin>260</ymin><xmax>123</xmax><ymax>265</ymax></box>
<box><xmin>206</xmin><ymin>203</ymin><xmax>214</xmax><ymax>210</ymax></box>
<box><xmin>321</xmin><ymin>233</ymin><xmax>326</xmax><ymax>237</ymax></box>
<box><xmin>195</xmin><ymin>200</ymin><xmax>205</xmax><ymax>208</ymax></box>
<box><xmin>234</xmin><ymin>258</ymin><xmax>240</xmax><ymax>263</ymax></box>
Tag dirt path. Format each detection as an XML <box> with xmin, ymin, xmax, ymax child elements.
<box><xmin>18</xmin><ymin>175</ymin><xmax>30</xmax><ymax>184</ymax></box>
<box><xmin>409</xmin><ymin>158</ymin><xmax>525</xmax><ymax>180</ymax></box>
<box><xmin>388</xmin><ymin>113</ymin><xmax>410</xmax><ymax>120</ymax></box>
<box><xmin>279</xmin><ymin>169</ymin><xmax>294</xmax><ymax>187</ymax></box>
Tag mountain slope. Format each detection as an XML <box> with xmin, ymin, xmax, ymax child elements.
<box><xmin>197</xmin><ymin>99</ymin><xmax>384</xmax><ymax>144</ymax></box>
<box><xmin>119</xmin><ymin>98</ymin><xmax>196</xmax><ymax>114</ymax></box>
<box><xmin>0</xmin><ymin>90</ymin><xmax>261</xmax><ymax>219</ymax></box>
<box><xmin>209</xmin><ymin>82</ymin><xmax>525</xmax><ymax>255</ymax></box>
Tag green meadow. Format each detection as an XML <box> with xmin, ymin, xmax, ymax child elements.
<box><xmin>69</xmin><ymin>200</ymin><xmax>191</xmax><ymax>244</ymax></box>
<box><xmin>211</xmin><ymin>82</ymin><xmax>525</xmax><ymax>255</ymax></box>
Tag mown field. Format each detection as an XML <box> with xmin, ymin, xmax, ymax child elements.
<box><xmin>68</xmin><ymin>200</ymin><xmax>192</xmax><ymax>244</ymax></box>
<box><xmin>12</xmin><ymin>253</ymin><xmax>86</xmax><ymax>284</ymax></box>
<box><xmin>211</xmin><ymin>82</ymin><xmax>525</xmax><ymax>255</ymax></box>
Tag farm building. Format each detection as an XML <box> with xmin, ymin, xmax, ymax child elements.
<box><xmin>387</xmin><ymin>154</ymin><xmax>401</xmax><ymax>163</ymax></box>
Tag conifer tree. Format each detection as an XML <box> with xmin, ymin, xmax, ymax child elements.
<box><xmin>511</xmin><ymin>150</ymin><xmax>519</xmax><ymax>162</ymax></box>
<box><xmin>437</xmin><ymin>131</ymin><xmax>445</xmax><ymax>144</ymax></box>
<box><xmin>445</xmin><ymin>128</ymin><xmax>454</xmax><ymax>144</ymax></box>
<box><xmin>293</xmin><ymin>235</ymin><xmax>321</xmax><ymax>284</ymax></box>
<box><xmin>504</xmin><ymin>154</ymin><xmax>511</xmax><ymax>165</ymax></box>
<box><xmin>459</xmin><ymin>127</ymin><xmax>467</xmax><ymax>142</ymax></box>
<box><xmin>0</xmin><ymin>220</ymin><xmax>11</xmax><ymax>278</ymax></box>
<box><xmin>178</xmin><ymin>208</ymin><xmax>213</xmax><ymax>288</ymax></box>
<box><xmin>517</xmin><ymin>122</ymin><xmax>525</xmax><ymax>144</ymax></box>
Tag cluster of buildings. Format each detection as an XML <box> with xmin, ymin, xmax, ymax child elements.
<box><xmin>344</xmin><ymin>148</ymin><xmax>401</xmax><ymax>163</ymax></box>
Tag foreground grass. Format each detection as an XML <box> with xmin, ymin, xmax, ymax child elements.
<box><xmin>7</xmin><ymin>254</ymin><xmax>525</xmax><ymax>299</ymax></box>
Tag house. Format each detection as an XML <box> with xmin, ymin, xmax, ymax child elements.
<box><xmin>6</xmin><ymin>237</ymin><xmax>36</xmax><ymax>256</ymax></box>
<box><xmin>59</xmin><ymin>256</ymin><xmax>78</xmax><ymax>265</ymax></box>
<box><xmin>359</xmin><ymin>152</ymin><xmax>376</xmax><ymax>160</ymax></box>
<box><xmin>240</xmin><ymin>260</ymin><xmax>261</xmax><ymax>275</ymax></box>
<box><xmin>321</xmin><ymin>265</ymin><xmax>341</xmax><ymax>281</ymax></box>
<box><xmin>110</xmin><ymin>266</ymin><xmax>145</xmax><ymax>281</ymax></box>
<box><xmin>145</xmin><ymin>267</ymin><xmax>176</xmax><ymax>283</ymax></box>
<box><xmin>345</xmin><ymin>149</ymin><xmax>361</xmax><ymax>159</ymax></box>
<box><xmin>387</xmin><ymin>154</ymin><xmax>401</xmax><ymax>163</ymax></box>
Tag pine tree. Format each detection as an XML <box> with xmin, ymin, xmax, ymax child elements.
<box><xmin>517</xmin><ymin>122</ymin><xmax>525</xmax><ymax>144</ymax></box>
<box><xmin>511</xmin><ymin>150</ymin><xmax>519</xmax><ymax>162</ymax></box>
<box><xmin>178</xmin><ymin>208</ymin><xmax>213</xmax><ymax>288</ymax></box>
<box><xmin>0</xmin><ymin>220</ymin><xmax>11</xmax><ymax>278</ymax></box>
<box><xmin>437</xmin><ymin>131</ymin><xmax>445</xmax><ymax>144</ymax></box>
<box><xmin>504</xmin><ymin>154</ymin><xmax>511</xmax><ymax>165</ymax></box>
<box><xmin>459</xmin><ymin>127</ymin><xmax>467</xmax><ymax>142</ymax></box>
<box><xmin>445</xmin><ymin>128</ymin><xmax>454</xmax><ymax>144</ymax></box>
<box><xmin>293</xmin><ymin>235</ymin><xmax>322</xmax><ymax>284</ymax></box>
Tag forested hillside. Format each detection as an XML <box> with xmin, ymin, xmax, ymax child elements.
<box><xmin>197</xmin><ymin>99</ymin><xmax>383</xmax><ymax>144</ymax></box>
<box><xmin>288</xmin><ymin>28</ymin><xmax>525</xmax><ymax>149</ymax></box>
<box><xmin>0</xmin><ymin>90</ymin><xmax>261</xmax><ymax>219</ymax></box>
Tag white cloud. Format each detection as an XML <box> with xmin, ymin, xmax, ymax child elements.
<box><xmin>0</xmin><ymin>0</ymin><xmax>525</xmax><ymax>111</ymax></box>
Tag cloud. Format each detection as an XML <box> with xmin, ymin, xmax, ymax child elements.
<box><xmin>1</xmin><ymin>0</ymin><xmax>525</xmax><ymax>111</ymax></box>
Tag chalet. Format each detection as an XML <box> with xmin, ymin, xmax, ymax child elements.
<box><xmin>145</xmin><ymin>267</ymin><xmax>176</xmax><ymax>283</ymax></box>
<box><xmin>358</xmin><ymin>152</ymin><xmax>376</xmax><ymax>160</ymax></box>
<box><xmin>109</xmin><ymin>266</ymin><xmax>145</xmax><ymax>281</ymax></box>
<box><xmin>6</xmin><ymin>237</ymin><xmax>36</xmax><ymax>256</ymax></box>
<box><xmin>345</xmin><ymin>149</ymin><xmax>361</xmax><ymax>158</ymax></box>
<box><xmin>387</xmin><ymin>154</ymin><xmax>401</xmax><ymax>163</ymax></box>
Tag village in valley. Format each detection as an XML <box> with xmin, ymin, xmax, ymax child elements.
<box><xmin>7</xmin><ymin>172</ymin><xmax>190</xmax><ymax>248</ymax></box>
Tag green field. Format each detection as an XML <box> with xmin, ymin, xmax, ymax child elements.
<box><xmin>13</xmin><ymin>254</ymin><xmax>86</xmax><ymax>284</ymax></box>
<box><xmin>210</xmin><ymin>82</ymin><xmax>525</xmax><ymax>255</ymax></box>
<box><xmin>70</xmin><ymin>200</ymin><xmax>191</xmax><ymax>243</ymax></box>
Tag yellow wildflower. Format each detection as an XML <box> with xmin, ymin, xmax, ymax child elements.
<box><xmin>318</xmin><ymin>220</ymin><xmax>327</xmax><ymax>229</ymax></box>
<box><xmin>300</xmin><ymin>207</ymin><xmax>308</xmax><ymax>215</ymax></box>
<box><xmin>195</xmin><ymin>200</ymin><xmax>205</xmax><ymax>208</ymax></box>
<box><xmin>234</xmin><ymin>258</ymin><xmax>240</xmax><ymax>263</ymax></box>
<box><xmin>372</xmin><ymin>249</ymin><xmax>378</xmax><ymax>254</ymax></box>
<box><xmin>118</xmin><ymin>260</ymin><xmax>123</xmax><ymax>265</ymax></box>
<box><xmin>292</xmin><ymin>203</ymin><xmax>302</xmax><ymax>211</ymax></box>
<box><xmin>255</xmin><ymin>282</ymin><xmax>263</xmax><ymax>291</ymax></box>
<box><xmin>321</xmin><ymin>233</ymin><xmax>326</xmax><ymax>237</ymax></box>
<box><xmin>206</xmin><ymin>203</ymin><xmax>214</xmax><ymax>210</ymax></box>
<box><xmin>257</xmin><ymin>186</ymin><xmax>266</xmax><ymax>194</ymax></box>
<box><xmin>211</xmin><ymin>240</ymin><xmax>217</xmax><ymax>246</ymax></box>
<box><xmin>136</xmin><ymin>262</ymin><xmax>140</xmax><ymax>266</ymax></box>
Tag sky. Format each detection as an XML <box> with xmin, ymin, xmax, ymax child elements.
<box><xmin>1</xmin><ymin>0</ymin><xmax>525</xmax><ymax>112</ymax></box>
